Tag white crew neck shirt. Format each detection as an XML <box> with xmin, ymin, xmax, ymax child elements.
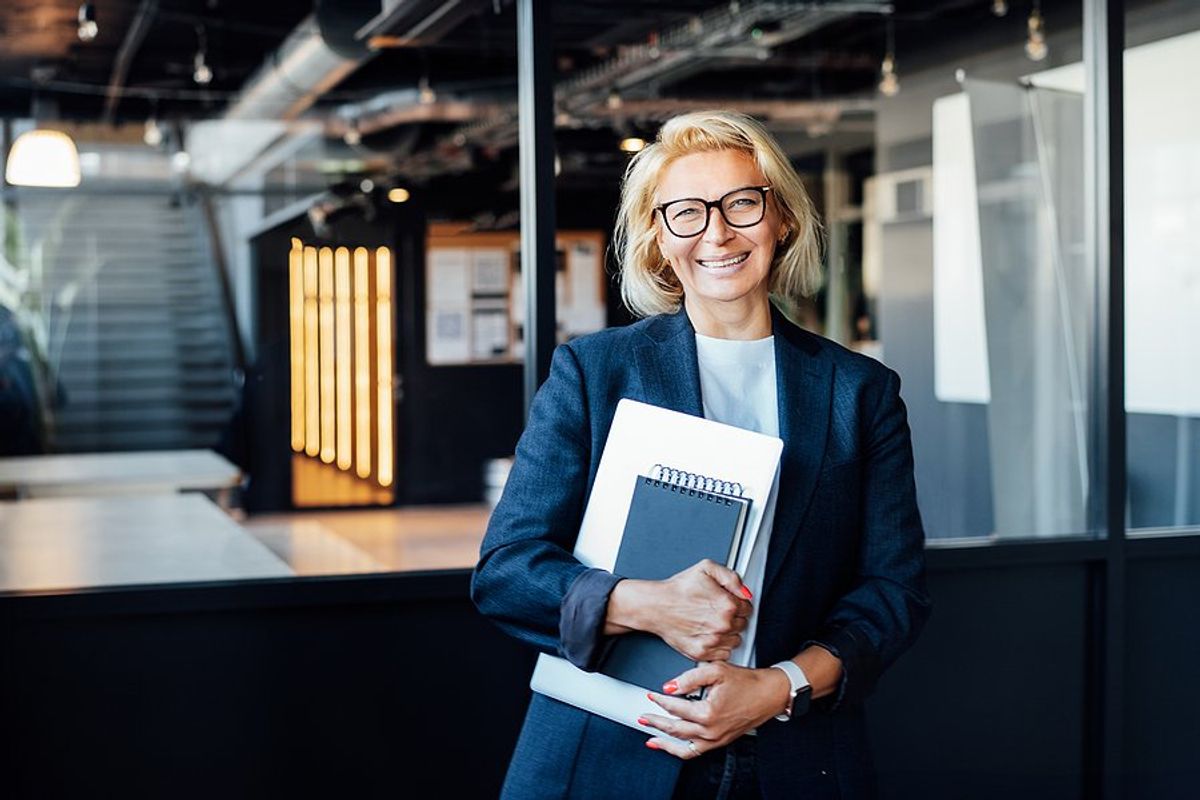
<box><xmin>694</xmin><ymin>332</ymin><xmax>779</xmax><ymax>671</ymax></box>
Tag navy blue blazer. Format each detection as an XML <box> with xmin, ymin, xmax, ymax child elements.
<box><xmin>472</xmin><ymin>306</ymin><xmax>931</xmax><ymax>799</ymax></box>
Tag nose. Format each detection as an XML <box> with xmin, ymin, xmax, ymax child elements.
<box><xmin>702</xmin><ymin>206</ymin><xmax>732</xmax><ymax>244</ymax></box>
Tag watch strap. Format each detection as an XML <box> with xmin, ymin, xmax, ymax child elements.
<box><xmin>769</xmin><ymin>660</ymin><xmax>812</xmax><ymax>721</ymax></box>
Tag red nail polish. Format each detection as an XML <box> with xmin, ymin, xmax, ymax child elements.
<box><xmin>663</xmin><ymin>681</ymin><xmax>678</xmax><ymax>694</ymax></box>
<box><xmin>740</xmin><ymin>585</ymin><xmax>753</xmax><ymax>600</ymax></box>
<box><xmin>647</xmin><ymin>692</ymin><xmax>655</xmax><ymax>701</ymax></box>
<box><xmin>637</xmin><ymin>717</ymin><xmax>649</xmax><ymax>726</ymax></box>
<box><xmin>645</xmin><ymin>741</ymin><xmax>660</xmax><ymax>750</ymax></box>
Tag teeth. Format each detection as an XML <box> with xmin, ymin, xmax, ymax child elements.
<box><xmin>698</xmin><ymin>253</ymin><xmax>749</xmax><ymax>269</ymax></box>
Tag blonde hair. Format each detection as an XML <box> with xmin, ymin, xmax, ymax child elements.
<box><xmin>613</xmin><ymin>110</ymin><xmax>823</xmax><ymax>318</ymax></box>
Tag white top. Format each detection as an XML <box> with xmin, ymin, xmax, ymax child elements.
<box><xmin>694</xmin><ymin>333</ymin><xmax>778</xmax><ymax>670</ymax></box>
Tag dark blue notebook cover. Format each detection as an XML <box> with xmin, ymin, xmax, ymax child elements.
<box><xmin>598</xmin><ymin>475</ymin><xmax>749</xmax><ymax>692</ymax></box>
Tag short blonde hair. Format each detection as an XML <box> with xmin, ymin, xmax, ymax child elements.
<box><xmin>613</xmin><ymin>110</ymin><xmax>823</xmax><ymax>318</ymax></box>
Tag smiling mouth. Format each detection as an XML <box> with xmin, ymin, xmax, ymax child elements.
<box><xmin>696</xmin><ymin>253</ymin><xmax>749</xmax><ymax>269</ymax></box>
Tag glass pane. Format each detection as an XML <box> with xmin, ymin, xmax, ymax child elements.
<box><xmin>1123</xmin><ymin>15</ymin><xmax>1200</xmax><ymax>534</ymax></box>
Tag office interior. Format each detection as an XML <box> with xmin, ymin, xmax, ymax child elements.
<box><xmin>0</xmin><ymin>0</ymin><xmax>1196</xmax><ymax>797</ymax></box>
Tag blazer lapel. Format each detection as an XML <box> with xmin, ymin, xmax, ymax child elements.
<box><xmin>762</xmin><ymin>308</ymin><xmax>833</xmax><ymax>595</ymax></box>
<box><xmin>632</xmin><ymin>308</ymin><xmax>704</xmax><ymax>418</ymax></box>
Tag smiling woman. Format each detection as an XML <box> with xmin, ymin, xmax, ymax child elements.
<box><xmin>472</xmin><ymin>110</ymin><xmax>931</xmax><ymax>799</ymax></box>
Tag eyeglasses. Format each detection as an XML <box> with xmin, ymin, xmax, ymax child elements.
<box><xmin>654</xmin><ymin>186</ymin><xmax>772</xmax><ymax>238</ymax></box>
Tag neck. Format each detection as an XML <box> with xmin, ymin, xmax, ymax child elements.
<box><xmin>683</xmin><ymin>295</ymin><xmax>773</xmax><ymax>340</ymax></box>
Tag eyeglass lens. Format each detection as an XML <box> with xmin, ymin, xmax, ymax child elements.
<box><xmin>661</xmin><ymin>188</ymin><xmax>766</xmax><ymax>237</ymax></box>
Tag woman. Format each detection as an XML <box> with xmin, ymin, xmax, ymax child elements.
<box><xmin>472</xmin><ymin>110</ymin><xmax>930</xmax><ymax>799</ymax></box>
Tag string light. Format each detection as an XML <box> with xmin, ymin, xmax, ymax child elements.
<box><xmin>1025</xmin><ymin>3</ymin><xmax>1048</xmax><ymax>61</ymax></box>
<box><xmin>77</xmin><ymin>3</ymin><xmax>98</xmax><ymax>41</ymax></box>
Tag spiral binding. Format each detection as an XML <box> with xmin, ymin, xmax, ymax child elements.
<box><xmin>644</xmin><ymin>464</ymin><xmax>744</xmax><ymax>504</ymax></box>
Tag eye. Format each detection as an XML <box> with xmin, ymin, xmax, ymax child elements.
<box><xmin>671</xmin><ymin>206</ymin><xmax>700</xmax><ymax>220</ymax></box>
<box><xmin>727</xmin><ymin>197</ymin><xmax>760</xmax><ymax>210</ymax></box>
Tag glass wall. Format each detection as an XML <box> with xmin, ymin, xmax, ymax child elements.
<box><xmin>1122</xmin><ymin>5</ymin><xmax>1200</xmax><ymax>534</ymax></box>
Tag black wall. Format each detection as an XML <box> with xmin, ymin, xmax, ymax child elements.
<box><xmin>4</xmin><ymin>540</ymin><xmax>1198</xmax><ymax>799</ymax></box>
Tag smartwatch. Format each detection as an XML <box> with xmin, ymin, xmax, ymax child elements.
<box><xmin>769</xmin><ymin>659</ymin><xmax>812</xmax><ymax>721</ymax></box>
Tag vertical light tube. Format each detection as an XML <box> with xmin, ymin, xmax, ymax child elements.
<box><xmin>318</xmin><ymin>247</ymin><xmax>336</xmax><ymax>464</ymax></box>
<box><xmin>375</xmin><ymin>247</ymin><xmax>394</xmax><ymax>488</ymax></box>
<box><xmin>335</xmin><ymin>247</ymin><xmax>353</xmax><ymax>470</ymax></box>
<box><xmin>288</xmin><ymin>239</ymin><xmax>305</xmax><ymax>452</ymax></box>
<box><xmin>303</xmin><ymin>246</ymin><xmax>320</xmax><ymax>457</ymax></box>
<box><xmin>353</xmin><ymin>247</ymin><xmax>372</xmax><ymax>478</ymax></box>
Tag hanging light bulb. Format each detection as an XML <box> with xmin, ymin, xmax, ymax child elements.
<box><xmin>418</xmin><ymin>76</ymin><xmax>436</xmax><ymax>105</ymax></box>
<box><xmin>193</xmin><ymin>50</ymin><xmax>213</xmax><ymax>84</ymax></box>
<box><xmin>878</xmin><ymin>15</ymin><xmax>899</xmax><ymax>97</ymax></box>
<box><xmin>77</xmin><ymin>2</ymin><xmax>98</xmax><ymax>41</ymax></box>
<box><xmin>1025</xmin><ymin>6</ymin><xmax>1048</xmax><ymax>61</ymax></box>
<box><xmin>991</xmin><ymin>0</ymin><xmax>1008</xmax><ymax>16</ymax></box>
<box><xmin>343</xmin><ymin>121</ymin><xmax>362</xmax><ymax>147</ymax></box>
<box><xmin>143</xmin><ymin>117</ymin><xmax>163</xmax><ymax>147</ymax></box>
<box><xmin>606</xmin><ymin>88</ymin><xmax>623</xmax><ymax>110</ymax></box>
<box><xmin>878</xmin><ymin>54</ymin><xmax>900</xmax><ymax>97</ymax></box>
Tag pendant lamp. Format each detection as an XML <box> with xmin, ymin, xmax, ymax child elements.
<box><xmin>5</xmin><ymin>128</ymin><xmax>82</xmax><ymax>188</ymax></box>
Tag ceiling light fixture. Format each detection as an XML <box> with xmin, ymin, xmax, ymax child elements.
<box><xmin>418</xmin><ymin>76</ymin><xmax>436</xmax><ymax>105</ymax></box>
<box><xmin>143</xmin><ymin>117</ymin><xmax>163</xmax><ymax>147</ymax></box>
<box><xmin>5</xmin><ymin>128</ymin><xmax>82</xmax><ymax>188</ymax></box>
<box><xmin>606</xmin><ymin>89</ymin><xmax>623</xmax><ymax>110</ymax></box>
<box><xmin>387</xmin><ymin>187</ymin><xmax>410</xmax><ymax>203</ymax></box>
<box><xmin>1025</xmin><ymin>3</ymin><xmax>1048</xmax><ymax>61</ymax></box>
<box><xmin>343</xmin><ymin>121</ymin><xmax>362</xmax><ymax>146</ymax></box>
<box><xmin>991</xmin><ymin>0</ymin><xmax>1008</xmax><ymax>17</ymax></box>
<box><xmin>193</xmin><ymin>27</ymin><xmax>213</xmax><ymax>85</ymax></box>
<box><xmin>619</xmin><ymin>137</ymin><xmax>646</xmax><ymax>153</ymax></box>
<box><xmin>878</xmin><ymin>16</ymin><xmax>900</xmax><ymax>97</ymax></box>
<box><xmin>77</xmin><ymin>2</ymin><xmax>98</xmax><ymax>41</ymax></box>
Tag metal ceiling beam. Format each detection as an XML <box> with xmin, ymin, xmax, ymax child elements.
<box><xmin>101</xmin><ymin>0</ymin><xmax>159</xmax><ymax>124</ymax></box>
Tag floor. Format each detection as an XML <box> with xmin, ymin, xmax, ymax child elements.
<box><xmin>241</xmin><ymin>504</ymin><xmax>491</xmax><ymax>575</ymax></box>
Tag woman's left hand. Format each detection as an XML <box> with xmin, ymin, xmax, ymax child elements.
<box><xmin>639</xmin><ymin>661</ymin><xmax>790</xmax><ymax>759</ymax></box>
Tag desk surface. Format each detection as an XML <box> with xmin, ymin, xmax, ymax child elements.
<box><xmin>0</xmin><ymin>449</ymin><xmax>240</xmax><ymax>497</ymax></box>
<box><xmin>0</xmin><ymin>494</ymin><xmax>293</xmax><ymax>593</ymax></box>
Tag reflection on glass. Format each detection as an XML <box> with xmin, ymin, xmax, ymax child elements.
<box><xmin>962</xmin><ymin>78</ymin><xmax>1090</xmax><ymax>537</ymax></box>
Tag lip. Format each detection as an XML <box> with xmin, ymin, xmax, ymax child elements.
<box><xmin>696</xmin><ymin>252</ymin><xmax>750</xmax><ymax>270</ymax></box>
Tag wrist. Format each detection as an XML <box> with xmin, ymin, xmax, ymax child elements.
<box><xmin>604</xmin><ymin>578</ymin><xmax>657</xmax><ymax>635</ymax></box>
<box><xmin>761</xmin><ymin>665</ymin><xmax>792</xmax><ymax>716</ymax></box>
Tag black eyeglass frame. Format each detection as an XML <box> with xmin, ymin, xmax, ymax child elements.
<box><xmin>654</xmin><ymin>185</ymin><xmax>773</xmax><ymax>238</ymax></box>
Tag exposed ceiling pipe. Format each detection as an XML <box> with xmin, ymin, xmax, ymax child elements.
<box><xmin>101</xmin><ymin>0</ymin><xmax>159</xmax><ymax>124</ymax></box>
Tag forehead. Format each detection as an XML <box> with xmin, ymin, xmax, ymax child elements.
<box><xmin>656</xmin><ymin>149</ymin><xmax>766</xmax><ymax>202</ymax></box>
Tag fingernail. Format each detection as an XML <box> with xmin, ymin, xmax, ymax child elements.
<box><xmin>647</xmin><ymin>692</ymin><xmax>655</xmax><ymax>701</ymax></box>
<box><xmin>663</xmin><ymin>681</ymin><xmax>678</xmax><ymax>694</ymax></box>
<box><xmin>637</xmin><ymin>717</ymin><xmax>649</xmax><ymax>726</ymax></box>
<box><xmin>645</xmin><ymin>741</ymin><xmax>660</xmax><ymax>750</ymax></box>
<box><xmin>740</xmin><ymin>585</ymin><xmax>753</xmax><ymax>599</ymax></box>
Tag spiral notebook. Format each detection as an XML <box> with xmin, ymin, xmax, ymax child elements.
<box><xmin>529</xmin><ymin>398</ymin><xmax>783</xmax><ymax>736</ymax></box>
<box><xmin>599</xmin><ymin>467</ymin><xmax>751</xmax><ymax>693</ymax></box>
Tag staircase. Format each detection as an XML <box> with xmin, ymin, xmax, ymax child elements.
<box><xmin>16</xmin><ymin>190</ymin><xmax>239</xmax><ymax>452</ymax></box>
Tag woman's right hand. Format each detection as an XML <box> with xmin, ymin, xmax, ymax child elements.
<box><xmin>605</xmin><ymin>559</ymin><xmax>753</xmax><ymax>662</ymax></box>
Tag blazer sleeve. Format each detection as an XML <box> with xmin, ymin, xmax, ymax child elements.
<box><xmin>470</xmin><ymin>343</ymin><xmax>599</xmax><ymax>656</ymax></box>
<box><xmin>807</xmin><ymin>368</ymin><xmax>932</xmax><ymax>709</ymax></box>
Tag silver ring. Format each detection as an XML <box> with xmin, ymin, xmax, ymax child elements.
<box><xmin>687</xmin><ymin>740</ymin><xmax>700</xmax><ymax>756</ymax></box>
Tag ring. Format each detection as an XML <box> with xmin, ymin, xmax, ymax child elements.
<box><xmin>687</xmin><ymin>740</ymin><xmax>700</xmax><ymax>756</ymax></box>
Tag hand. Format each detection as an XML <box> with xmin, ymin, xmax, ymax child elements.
<box><xmin>630</xmin><ymin>559</ymin><xmax>753</xmax><ymax>662</ymax></box>
<box><xmin>639</xmin><ymin>662</ymin><xmax>790</xmax><ymax>759</ymax></box>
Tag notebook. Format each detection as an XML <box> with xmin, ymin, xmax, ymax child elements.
<box><xmin>599</xmin><ymin>468</ymin><xmax>751</xmax><ymax>693</ymax></box>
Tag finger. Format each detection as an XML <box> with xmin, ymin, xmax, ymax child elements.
<box><xmin>637</xmin><ymin>712</ymin><xmax>708</xmax><ymax>742</ymax></box>
<box><xmin>699</xmin><ymin>560</ymin><xmax>753</xmax><ymax>601</ymax></box>
<box><xmin>645</xmin><ymin>736</ymin><xmax>709</xmax><ymax>760</ymax></box>
<box><xmin>666</xmin><ymin>662</ymin><xmax>723</xmax><ymax>697</ymax></box>
<box><xmin>647</xmin><ymin>691</ymin><xmax>709</xmax><ymax>723</ymax></box>
<box><xmin>729</xmin><ymin>614</ymin><xmax>749</xmax><ymax>633</ymax></box>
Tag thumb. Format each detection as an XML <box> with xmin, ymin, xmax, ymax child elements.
<box><xmin>664</xmin><ymin>662</ymin><xmax>723</xmax><ymax>697</ymax></box>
